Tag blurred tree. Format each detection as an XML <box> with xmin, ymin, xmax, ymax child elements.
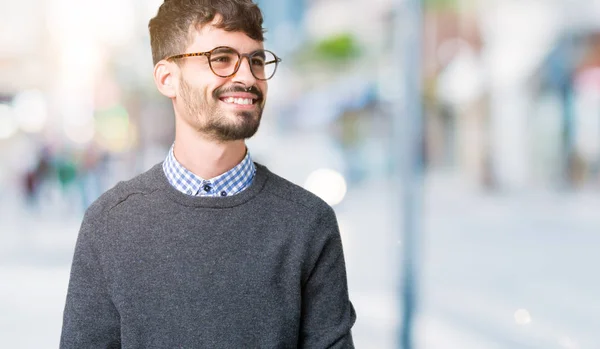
<box><xmin>424</xmin><ymin>0</ymin><xmax>459</xmax><ymax>10</ymax></box>
<box><xmin>291</xmin><ymin>32</ymin><xmax>363</xmax><ymax>84</ymax></box>
<box><xmin>290</xmin><ymin>32</ymin><xmax>362</xmax><ymax>74</ymax></box>
<box><xmin>423</xmin><ymin>0</ymin><xmax>480</xmax><ymax>11</ymax></box>
<box><xmin>312</xmin><ymin>33</ymin><xmax>361</xmax><ymax>62</ymax></box>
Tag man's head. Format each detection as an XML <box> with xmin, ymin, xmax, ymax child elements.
<box><xmin>149</xmin><ymin>0</ymin><xmax>276</xmax><ymax>142</ymax></box>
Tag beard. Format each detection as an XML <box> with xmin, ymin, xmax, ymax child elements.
<box><xmin>178</xmin><ymin>76</ymin><xmax>264</xmax><ymax>142</ymax></box>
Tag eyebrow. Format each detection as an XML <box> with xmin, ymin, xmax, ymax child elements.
<box><xmin>214</xmin><ymin>47</ymin><xmax>237</xmax><ymax>54</ymax></box>
<box><xmin>251</xmin><ymin>50</ymin><xmax>266</xmax><ymax>59</ymax></box>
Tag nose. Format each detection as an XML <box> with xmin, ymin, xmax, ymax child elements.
<box><xmin>231</xmin><ymin>56</ymin><xmax>257</xmax><ymax>86</ymax></box>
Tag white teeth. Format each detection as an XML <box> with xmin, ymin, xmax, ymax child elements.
<box><xmin>223</xmin><ymin>97</ymin><xmax>253</xmax><ymax>105</ymax></box>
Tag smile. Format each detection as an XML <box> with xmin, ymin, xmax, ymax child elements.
<box><xmin>220</xmin><ymin>97</ymin><xmax>256</xmax><ymax>105</ymax></box>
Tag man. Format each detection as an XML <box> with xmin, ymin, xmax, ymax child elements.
<box><xmin>60</xmin><ymin>0</ymin><xmax>356</xmax><ymax>348</ymax></box>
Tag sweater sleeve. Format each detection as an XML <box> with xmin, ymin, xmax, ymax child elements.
<box><xmin>299</xmin><ymin>206</ymin><xmax>357</xmax><ymax>349</ymax></box>
<box><xmin>60</xmin><ymin>205</ymin><xmax>121</xmax><ymax>349</ymax></box>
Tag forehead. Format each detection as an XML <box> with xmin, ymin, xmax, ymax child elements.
<box><xmin>187</xmin><ymin>24</ymin><xmax>264</xmax><ymax>53</ymax></box>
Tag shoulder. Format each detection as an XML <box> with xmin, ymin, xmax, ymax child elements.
<box><xmin>257</xmin><ymin>163</ymin><xmax>335</xmax><ymax>218</ymax></box>
<box><xmin>84</xmin><ymin>163</ymin><xmax>163</xmax><ymax>221</ymax></box>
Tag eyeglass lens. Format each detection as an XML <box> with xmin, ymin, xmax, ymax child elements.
<box><xmin>209</xmin><ymin>47</ymin><xmax>277</xmax><ymax>80</ymax></box>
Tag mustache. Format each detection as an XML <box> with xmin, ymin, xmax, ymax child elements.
<box><xmin>214</xmin><ymin>85</ymin><xmax>263</xmax><ymax>101</ymax></box>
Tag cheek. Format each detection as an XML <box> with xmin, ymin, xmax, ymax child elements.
<box><xmin>259</xmin><ymin>83</ymin><xmax>268</xmax><ymax>97</ymax></box>
<box><xmin>183</xmin><ymin>73</ymin><xmax>224</xmax><ymax>97</ymax></box>
<box><xmin>198</xmin><ymin>85</ymin><xmax>216</xmax><ymax>102</ymax></box>
<box><xmin>209</xmin><ymin>80</ymin><xmax>231</xmax><ymax>100</ymax></box>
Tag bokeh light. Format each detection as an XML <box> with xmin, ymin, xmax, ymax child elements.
<box><xmin>63</xmin><ymin>119</ymin><xmax>95</xmax><ymax>145</ymax></box>
<box><xmin>514</xmin><ymin>309</ymin><xmax>532</xmax><ymax>325</ymax></box>
<box><xmin>94</xmin><ymin>105</ymin><xmax>133</xmax><ymax>152</ymax></box>
<box><xmin>12</xmin><ymin>90</ymin><xmax>48</xmax><ymax>133</ymax></box>
<box><xmin>304</xmin><ymin>168</ymin><xmax>347</xmax><ymax>206</ymax></box>
<box><xmin>0</xmin><ymin>104</ymin><xmax>18</xmax><ymax>140</ymax></box>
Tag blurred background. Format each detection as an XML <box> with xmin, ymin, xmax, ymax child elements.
<box><xmin>1</xmin><ymin>0</ymin><xmax>600</xmax><ymax>348</ymax></box>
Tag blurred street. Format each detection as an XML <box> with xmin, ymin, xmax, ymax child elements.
<box><xmin>2</xmin><ymin>169</ymin><xmax>599</xmax><ymax>349</ymax></box>
<box><xmin>3</xmin><ymin>0</ymin><xmax>600</xmax><ymax>347</ymax></box>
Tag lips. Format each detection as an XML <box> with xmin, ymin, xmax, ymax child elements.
<box><xmin>215</xmin><ymin>86</ymin><xmax>263</xmax><ymax>106</ymax></box>
<box><xmin>218</xmin><ymin>92</ymin><xmax>259</xmax><ymax>106</ymax></box>
<box><xmin>220</xmin><ymin>97</ymin><xmax>256</xmax><ymax>105</ymax></box>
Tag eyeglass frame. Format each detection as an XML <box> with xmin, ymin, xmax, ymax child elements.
<box><xmin>165</xmin><ymin>46</ymin><xmax>282</xmax><ymax>81</ymax></box>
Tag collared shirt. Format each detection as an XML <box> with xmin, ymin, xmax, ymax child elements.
<box><xmin>162</xmin><ymin>145</ymin><xmax>256</xmax><ymax>197</ymax></box>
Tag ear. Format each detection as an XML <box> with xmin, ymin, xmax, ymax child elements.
<box><xmin>153</xmin><ymin>61</ymin><xmax>177</xmax><ymax>98</ymax></box>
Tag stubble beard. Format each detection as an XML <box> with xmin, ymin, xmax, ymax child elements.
<box><xmin>179</xmin><ymin>76</ymin><xmax>263</xmax><ymax>142</ymax></box>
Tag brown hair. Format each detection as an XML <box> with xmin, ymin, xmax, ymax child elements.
<box><xmin>148</xmin><ymin>0</ymin><xmax>265</xmax><ymax>66</ymax></box>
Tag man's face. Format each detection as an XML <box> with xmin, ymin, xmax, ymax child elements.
<box><xmin>174</xmin><ymin>21</ymin><xmax>269</xmax><ymax>142</ymax></box>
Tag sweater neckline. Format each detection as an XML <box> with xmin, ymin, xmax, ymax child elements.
<box><xmin>150</xmin><ymin>162</ymin><xmax>270</xmax><ymax>208</ymax></box>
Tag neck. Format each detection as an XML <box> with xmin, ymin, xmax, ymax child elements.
<box><xmin>173</xmin><ymin>127</ymin><xmax>247</xmax><ymax>180</ymax></box>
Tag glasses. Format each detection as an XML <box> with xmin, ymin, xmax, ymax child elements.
<box><xmin>166</xmin><ymin>46</ymin><xmax>282</xmax><ymax>81</ymax></box>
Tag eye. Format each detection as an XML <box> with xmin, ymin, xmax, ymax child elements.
<box><xmin>251</xmin><ymin>58</ymin><xmax>265</xmax><ymax>67</ymax></box>
<box><xmin>211</xmin><ymin>56</ymin><xmax>231</xmax><ymax>63</ymax></box>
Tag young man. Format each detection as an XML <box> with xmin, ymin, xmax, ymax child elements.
<box><xmin>60</xmin><ymin>0</ymin><xmax>356</xmax><ymax>348</ymax></box>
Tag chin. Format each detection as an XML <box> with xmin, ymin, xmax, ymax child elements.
<box><xmin>212</xmin><ymin>119</ymin><xmax>261</xmax><ymax>141</ymax></box>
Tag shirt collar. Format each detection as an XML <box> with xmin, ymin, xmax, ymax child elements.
<box><xmin>162</xmin><ymin>145</ymin><xmax>256</xmax><ymax>197</ymax></box>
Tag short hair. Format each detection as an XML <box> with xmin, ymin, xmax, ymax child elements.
<box><xmin>148</xmin><ymin>0</ymin><xmax>266</xmax><ymax>66</ymax></box>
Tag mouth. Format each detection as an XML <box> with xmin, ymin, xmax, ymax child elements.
<box><xmin>215</xmin><ymin>85</ymin><xmax>263</xmax><ymax>108</ymax></box>
<box><xmin>219</xmin><ymin>97</ymin><xmax>258</xmax><ymax>106</ymax></box>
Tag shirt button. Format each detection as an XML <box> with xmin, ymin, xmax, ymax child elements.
<box><xmin>220</xmin><ymin>191</ymin><xmax>227</xmax><ymax>197</ymax></box>
<box><xmin>203</xmin><ymin>184</ymin><xmax>212</xmax><ymax>192</ymax></box>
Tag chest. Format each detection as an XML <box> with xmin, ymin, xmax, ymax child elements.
<box><xmin>100</xmin><ymin>210</ymin><xmax>305</xmax><ymax>313</ymax></box>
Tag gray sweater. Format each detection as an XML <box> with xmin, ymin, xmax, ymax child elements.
<box><xmin>60</xmin><ymin>163</ymin><xmax>356</xmax><ymax>348</ymax></box>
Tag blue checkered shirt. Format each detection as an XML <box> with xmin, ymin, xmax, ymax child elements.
<box><xmin>162</xmin><ymin>146</ymin><xmax>256</xmax><ymax>197</ymax></box>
